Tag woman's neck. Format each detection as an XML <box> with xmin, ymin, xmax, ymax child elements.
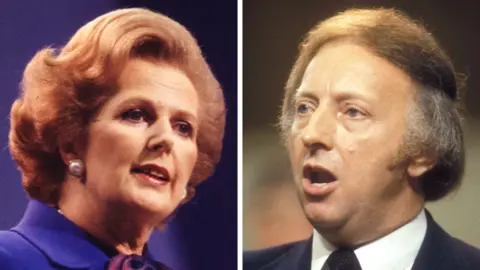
<box><xmin>58</xmin><ymin>177</ymin><xmax>157</xmax><ymax>255</ymax></box>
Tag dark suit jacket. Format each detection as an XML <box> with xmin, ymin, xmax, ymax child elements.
<box><xmin>244</xmin><ymin>211</ymin><xmax>480</xmax><ymax>270</ymax></box>
<box><xmin>0</xmin><ymin>200</ymin><xmax>168</xmax><ymax>270</ymax></box>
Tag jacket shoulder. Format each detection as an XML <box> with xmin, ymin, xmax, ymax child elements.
<box><xmin>450</xmin><ymin>237</ymin><xmax>480</xmax><ymax>268</ymax></box>
<box><xmin>243</xmin><ymin>241</ymin><xmax>303</xmax><ymax>270</ymax></box>
<box><xmin>0</xmin><ymin>230</ymin><xmax>50</xmax><ymax>269</ymax></box>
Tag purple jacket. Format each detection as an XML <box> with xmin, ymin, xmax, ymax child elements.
<box><xmin>0</xmin><ymin>200</ymin><xmax>170</xmax><ymax>269</ymax></box>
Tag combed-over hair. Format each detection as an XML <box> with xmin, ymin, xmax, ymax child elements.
<box><xmin>280</xmin><ymin>8</ymin><xmax>464</xmax><ymax>201</ymax></box>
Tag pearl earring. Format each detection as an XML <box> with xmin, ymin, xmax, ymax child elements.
<box><xmin>68</xmin><ymin>159</ymin><xmax>85</xmax><ymax>177</ymax></box>
<box><xmin>182</xmin><ymin>189</ymin><xmax>187</xmax><ymax>200</ymax></box>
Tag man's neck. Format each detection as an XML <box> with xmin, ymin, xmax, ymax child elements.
<box><xmin>318</xmin><ymin>192</ymin><xmax>424</xmax><ymax>247</ymax></box>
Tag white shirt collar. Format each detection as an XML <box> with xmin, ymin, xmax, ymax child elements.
<box><xmin>311</xmin><ymin>209</ymin><xmax>427</xmax><ymax>270</ymax></box>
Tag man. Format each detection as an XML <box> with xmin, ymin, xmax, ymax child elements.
<box><xmin>244</xmin><ymin>8</ymin><xmax>480</xmax><ymax>270</ymax></box>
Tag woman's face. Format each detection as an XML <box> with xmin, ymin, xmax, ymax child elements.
<box><xmin>82</xmin><ymin>59</ymin><xmax>198</xmax><ymax>220</ymax></box>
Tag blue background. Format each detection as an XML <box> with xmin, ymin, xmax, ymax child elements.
<box><xmin>0</xmin><ymin>1</ymin><xmax>237</xmax><ymax>269</ymax></box>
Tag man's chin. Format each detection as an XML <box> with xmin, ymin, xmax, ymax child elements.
<box><xmin>302</xmin><ymin>202</ymin><xmax>345</xmax><ymax>230</ymax></box>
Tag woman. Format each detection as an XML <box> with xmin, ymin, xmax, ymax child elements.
<box><xmin>0</xmin><ymin>7</ymin><xmax>225</xmax><ymax>270</ymax></box>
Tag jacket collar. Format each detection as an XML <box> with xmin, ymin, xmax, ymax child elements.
<box><xmin>412</xmin><ymin>210</ymin><xmax>469</xmax><ymax>270</ymax></box>
<box><xmin>12</xmin><ymin>200</ymin><xmax>156</xmax><ymax>269</ymax></box>
<box><xmin>264</xmin><ymin>210</ymin><xmax>473</xmax><ymax>270</ymax></box>
<box><xmin>262</xmin><ymin>237</ymin><xmax>312</xmax><ymax>270</ymax></box>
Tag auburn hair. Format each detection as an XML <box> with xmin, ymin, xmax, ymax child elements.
<box><xmin>9</xmin><ymin>8</ymin><xmax>225</xmax><ymax>204</ymax></box>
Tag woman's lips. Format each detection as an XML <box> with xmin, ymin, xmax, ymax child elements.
<box><xmin>134</xmin><ymin>172</ymin><xmax>169</xmax><ymax>186</ymax></box>
<box><xmin>131</xmin><ymin>164</ymin><xmax>171</xmax><ymax>186</ymax></box>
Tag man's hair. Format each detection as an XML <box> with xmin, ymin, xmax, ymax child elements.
<box><xmin>9</xmin><ymin>8</ymin><xmax>226</xmax><ymax>204</ymax></box>
<box><xmin>279</xmin><ymin>8</ymin><xmax>464</xmax><ymax>201</ymax></box>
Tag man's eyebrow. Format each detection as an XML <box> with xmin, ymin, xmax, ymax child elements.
<box><xmin>294</xmin><ymin>87</ymin><xmax>376</xmax><ymax>103</ymax></box>
<box><xmin>293</xmin><ymin>89</ymin><xmax>318</xmax><ymax>101</ymax></box>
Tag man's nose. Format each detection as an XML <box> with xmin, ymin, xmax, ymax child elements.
<box><xmin>300</xmin><ymin>104</ymin><xmax>335</xmax><ymax>151</ymax></box>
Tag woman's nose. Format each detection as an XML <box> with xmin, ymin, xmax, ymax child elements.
<box><xmin>147</xmin><ymin>119</ymin><xmax>174</xmax><ymax>154</ymax></box>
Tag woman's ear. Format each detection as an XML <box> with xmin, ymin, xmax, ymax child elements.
<box><xmin>180</xmin><ymin>186</ymin><xmax>196</xmax><ymax>204</ymax></box>
<box><xmin>58</xmin><ymin>142</ymin><xmax>78</xmax><ymax>165</ymax></box>
<box><xmin>407</xmin><ymin>156</ymin><xmax>435</xmax><ymax>178</ymax></box>
<box><xmin>58</xmin><ymin>137</ymin><xmax>85</xmax><ymax>166</ymax></box>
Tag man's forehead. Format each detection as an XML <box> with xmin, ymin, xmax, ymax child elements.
<box><xmin>294</xmin><ymin>43</ymin><xmax>415</xmax><ymax>101</ymax></box>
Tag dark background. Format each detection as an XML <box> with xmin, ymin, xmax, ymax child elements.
<box><xmin>0</xmin><ymin>1</ymin><xmax>237</xmax><ymax>270</ymax></box>
<box><xmin>244</xmin><ymin>0</ymin><xmax>480</xmax><ymax>130</ymax></box>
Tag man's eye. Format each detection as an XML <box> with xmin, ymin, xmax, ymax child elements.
<box><xmin>296</xmin><ymin>103</ymin><xmax>311</xmax><ymax>115</ymax></box>
<box><xmin>121</xmin><ymin>108</ymin><xmax>149</xmax><ymax>123</ymax></box>
<box><xmin>345</xmin><ymin>107</ymin><xmax>365</xmax><ymax>118</ymax></box>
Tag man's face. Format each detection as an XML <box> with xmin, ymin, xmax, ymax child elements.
<box><xmin>288</xmin><ymin>41</ymin><xmax>420</xmax><ymax>240</ymax></box>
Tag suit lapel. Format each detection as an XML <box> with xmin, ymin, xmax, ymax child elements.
<box><xmin>263</xmin><ymin>237</ymin><xmax>312</xmax><ymax>270</ymax></box>
<box><xmin>412</xmin><ymin>210</ymin><xmax>463</xmax><ymax>270</ymax></box>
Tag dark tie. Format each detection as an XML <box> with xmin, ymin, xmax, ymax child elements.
<box><xmin>321</xmin><ymin>248</ymin><xmax>362</xmax><ymax>270</ymax></box>
<box><xmin>105</xmin><ymin>254</ymin><xmax>171</xmax><ymax>270</ymax></box>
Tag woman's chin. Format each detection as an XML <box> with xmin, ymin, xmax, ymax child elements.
<box><xmin>127</xmin><ymin>192</ymin><xmax>177</xmax><ymax>219</ymax></box>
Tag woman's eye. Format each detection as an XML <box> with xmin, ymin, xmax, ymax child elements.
<box><xmin>121</xmin><ymin>108</ymin><xmax>149</xmax><ymax>123</ymax></box>
<box><xmin>174</xmin><ymin>121</ymin><xmax>193</xmax><ymax>137</ymax></box>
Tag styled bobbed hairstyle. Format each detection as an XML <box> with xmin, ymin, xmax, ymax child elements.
<box><xmin>9</xmin><ymin>8</ymin><xmax>226</xmax><ymax>205</ymax></box>
<box><xmin>280</xmin><ymin>8</ymin><xmax>464</xmax><ymax>201</ymax></box>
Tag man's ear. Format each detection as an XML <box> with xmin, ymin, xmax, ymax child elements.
<box><xmin>407</xmin><ymin>156</ymin><xmax>435</xmax><ymax>178</ymax></box>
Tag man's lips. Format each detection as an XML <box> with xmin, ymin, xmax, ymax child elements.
<box><xmin>302</xmin><ymin>164</ymin><xmax>338</xmax><ymax>197</ymax></box>
<box><xmin>302</xmin><ymin>164</ymin><xmax>337</xmax><ymax>184</ymax></box>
